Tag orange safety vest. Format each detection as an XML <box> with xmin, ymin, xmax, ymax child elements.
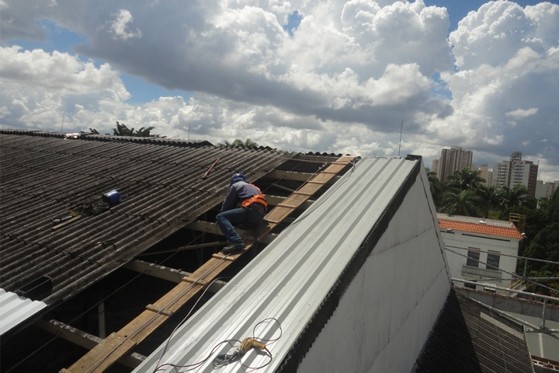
<box><xmin>241</xmin><ymin>193</ymin><xmax>268</xmax><ymax>209</ymax></box>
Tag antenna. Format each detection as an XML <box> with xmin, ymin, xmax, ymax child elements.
<box><xmin>397</xmin><ymin>119</ymin><xmax>403</xmax><ymax>157</ymax></box>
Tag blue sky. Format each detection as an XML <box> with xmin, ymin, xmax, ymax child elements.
<box><xmin>1</xmin><ymin>1</ymin><xmax>558</xmax><ymax>181</ymax></box>
<box><xmin>10</xmin><ymin>0</ymin><xmax>555</xmax><ymax>105</ymax></box>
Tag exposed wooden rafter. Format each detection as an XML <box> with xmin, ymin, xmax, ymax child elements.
<box><xmin>61</xmin><ymin>155</ymin><xmax>356</xmax><ymax>373</ymax></box>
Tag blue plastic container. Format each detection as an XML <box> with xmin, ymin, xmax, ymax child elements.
<box><xmin>102</xmin><ymin>189</ymin><xmax>121</xmax><ymax>206</ymax></box>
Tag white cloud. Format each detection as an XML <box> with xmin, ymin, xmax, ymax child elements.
<box><xmin>506</xmin><ymin>107</ymin><xmax>538</xmax><ymax>119</ymax></box>
<box><xmin>110</xmin><ymin>9</ymin><xmax>142</xmax><ymax>41</ymax></box>
<box><xmin>0</xmin><ymin>0</ymin><xmax>558</xmax><ymax>181</ymax></box>
<box><xmin>0</xmin><ymin>46</ymin><xmax>129</xmax><ymax>129</ymax></box>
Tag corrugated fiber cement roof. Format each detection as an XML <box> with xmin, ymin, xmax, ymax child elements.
<box><xmin>0</xmin><ymin>131</ymin><xmax>293</xmax><ymax>334</ymax></box>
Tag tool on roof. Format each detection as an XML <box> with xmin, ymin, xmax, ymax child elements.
<box><xmin>202</xmin><ymin>157</ymin><xmax>220</xmax><ymax>179</ymax></box>
<box><xmin>52</xmin><ymin>209</ymin><xmax>80</xmax><ymax>224</ymax></box>
<box><xmin>212</xmin><ymin>337</ymin><xmax>268</xmax><ymax>368</ymax></box>
<box><xmin>52</xmin><ymin>209</ymin><xmax>81</xmax><ymax>230</ymax></box>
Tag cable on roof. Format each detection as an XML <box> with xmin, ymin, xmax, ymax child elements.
<box><xmin>153</xmin><ymin>317</ymin><xmax>282</xmax><ymax>372</ymax></box>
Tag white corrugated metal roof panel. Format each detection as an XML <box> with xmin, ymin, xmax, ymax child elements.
<box><xmin>134</xmin><ymin>156</ymin><xmax>444</xmax><ymax>372</ymax></box>
<box><xmin>0</xmin><ymin>289</ymin><xmax>47</xmax><ymax>336</ymax></box>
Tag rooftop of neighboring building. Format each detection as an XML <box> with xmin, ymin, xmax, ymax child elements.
<box><xmin>437</xmin><ymin>213</ymin><xmax>524</xmax><ymax>240</ymax></box>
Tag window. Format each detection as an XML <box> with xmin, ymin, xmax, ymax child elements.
<box><xmin>486</xmin><ymin>250</ymin><xmax>501</xmax><ymax>270</ymax></box>
<box><xmin>466</xmin><ymin>248</ymin><xmax>480</xmax><ymax>267</ymax></box>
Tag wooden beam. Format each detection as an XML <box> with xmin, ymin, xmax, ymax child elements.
<box><xmin>61</xmin><ymin>155</ymin><xmax>356</xmax><ymax>373</ymax></box>
<box><xmin>36</xmin><ymin>319</ymin><xmax>145</xmax><ymax>370</ymax></box>
<box><xmin>123</xmin><ymin>260</ymin><xmax>189</xmax><ymax>283</ymax></box>
<box><xmin>265</xmin><ymin>169</ymin><xmax>316</xmax><ymax>182</ymax></box>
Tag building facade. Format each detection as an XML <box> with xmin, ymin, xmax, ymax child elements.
<box><xmin>437</xmin><ymin>146</ymin><xmax>473</xmax><ymax>183</ymax></box>
<box><xmin>493</xmin><ymin>151</ymin><xmax>539</xmax><ymax>197</ymax></box>
<box><xmin>535</xmin><ymin>180</ymin><xmax>559</xmax><ymax>199</ymax></box>
<box><xmin>438</xmin><ymin>213</ymin><xmax>524</xmax><ymax>291</ymax></box>
<box><xmin>478</xmin><ymin>164</ymin><xmax>492</xmax><ymax>185</ymax></box>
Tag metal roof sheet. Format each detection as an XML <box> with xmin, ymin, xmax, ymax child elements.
<box><xmin>0</xmin><ymin>289</ymin><xmax>47</xmax><ymax>336</ymax></box>
<box><xmin>0</xmin><ymin>131</ymin><xmax>293</xmax><ymax>313</ymax></box>
<box><xmin>134</xmin><ymin>156</ymin><xmax>429</xmax><ymax>372</ymax></box>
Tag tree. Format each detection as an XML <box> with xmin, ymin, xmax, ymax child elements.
<box><xmin>496</xmin><ymin>185</ymin><xmax>531</xmax><ymax>218</ymax></box>
<box><xmin>113</xmin><ymin>121</ymin><xmax>154</xmax><ymax>137</ymax></box>
<box><xmin>548</xmin><ymin>187</ymin><xmax>559</xmax><ymax>223</ymax></box>
<box><xmin>427</xmin><ymin>171</ymin><xmax>444</xmax><ymax>208</ymax></box>
<box><xmin>447</xmin><ymin>168</ymin><xmax>485</xmax><ymax>191</ymax></box>
<box><xmin>441</xmin><ymin>188</ymin><xmax>480</xmax><ymax>216</ymax></box>
<box><xmin>476</xmin><ymin>184</ymin><xmax>499</xmax><ymax>218</ymax></box>
<box><xmin>220</xmin><ymin>139</ymin><xmax>259</xmax><ymax>149</ymax></box>
<box><xmin>523</xmin><ymin>222</ymin><xmax>559</xmax><ymax>295</ymax></box>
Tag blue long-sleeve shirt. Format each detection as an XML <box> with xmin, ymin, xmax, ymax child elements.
<box><xmin>221</xmin><ymin>181</ymin><xmax>262</xmax><ymax>212</ymax></box>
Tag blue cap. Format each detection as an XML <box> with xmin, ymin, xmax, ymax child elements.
<box><xmin>230</xmin><ymin>173</ymin><xmax>246</xmax><ymax>186</ymax></box>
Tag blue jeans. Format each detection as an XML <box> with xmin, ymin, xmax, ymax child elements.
<box><xmin>216</xmin><ymin>205</ymin><xmax>265</xmax><ymax>244</ymax></box>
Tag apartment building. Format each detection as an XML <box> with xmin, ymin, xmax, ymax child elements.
<box><xmin>437</xmin><ymin>146</ymin><xmax>473</xmax><ymax>183</ymax></box>
<box><xmin>493</xmin><ymin>151</ymin><xmax>538</xmax><ymax>197</ymax></box>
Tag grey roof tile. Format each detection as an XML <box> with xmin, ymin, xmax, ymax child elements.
<box><xmin>0</xmin><ymin>131</ymin><xmax>293</xmax><ymax>312</ymax></box>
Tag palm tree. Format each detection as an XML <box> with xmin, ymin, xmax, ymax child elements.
<box><xmin>447</xmin><ymin>168</ymin><xmax>485</xmax><ymax>191</ymax></box>
<box><xmin>476</xmin><ymin>184</ymin><xmax>499</xmax><ymax>218</ymax></box>
<box><xmin>497</xmin><ymin>185</ymin><xmax>529</xmax><ymax>217</ymax></box>
<box><xmin>441</xmin><ymin>188</ymin><xmax>481</xmax><ymax>216</ymax></box>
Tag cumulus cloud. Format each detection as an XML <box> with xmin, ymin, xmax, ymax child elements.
<box><xmin>506</xmin><ymin>107</ymin><xmax>538</xmax><ymax>119</ymax></box>
<box><xmin>110</xmin><ymin>9</ymin><xmax>142</xmax><ymax>41</ymax></box>
<box><xmin>0</xmin><ymin>0</ymin><xmax>558</xmax><ymax>180</ymax></box>
<box><xmin>0</xmin><ymin>46</ymin><xmax>129</xmax><ymax>129</ymax></box>
<box><xmin>441</xmin><ymin>1</ymin><xmax>559</xmax><ymax>177</ymax></box>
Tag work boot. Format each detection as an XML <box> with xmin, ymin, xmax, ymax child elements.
<box><xmin>222</xmin><ymin>243</ymin><xmax>245</xmax><ymax>254</ymax></box>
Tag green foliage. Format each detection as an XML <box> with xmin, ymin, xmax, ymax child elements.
<box><xmin>426</xmin><ymin>166</ymin><xmax>558</xmax><ymax>295</ymax></box>
<box><xmin>220</xmin><ymin>138</ymin><xmax>259</xmax><ymax>149</ymax></box>
<box><xmin>549</xmin><ymin>187</ymin><xmax>559</xmax><ymax>222</ymax></box>
<box><xmin>428</xmin><ymin>168</ymin><xmax>537</xmax><ymax>220</ymax></box>
<box><xmin>427</xmin><ymin>171</ymin><xmax>444</xmax><ymax>207</ymax></box>
<box><xmin>441</xmin><ymin>188</ymin><xmax>480</xmax><ymax>216</ymax></box>
<box><xmin>113</xmin><ymin>121</ymin><xmax>155</xmax><ymax>137</ymax></box>
<box><xmin>524</xmin><ymin>222</ymin><xmax>559</xmax><ymax>295</ymax></box>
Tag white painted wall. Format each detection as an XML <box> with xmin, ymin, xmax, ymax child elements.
<box><xmin>443</xmin><ymin>230</ymin><xmax>520</xmax><ymax>289</ymax></box>
<box><xmin>298</xmin><ymin>169</ymin><xmax>451</xmax><ymax>373</ymax></box>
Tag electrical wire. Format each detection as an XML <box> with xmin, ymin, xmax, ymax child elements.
<box><xmin>444</xmin><ymin>245</ymin><xmax>559</xmax><ymax>295</ymax></box>
<box><xmin>6</xmin><ymin>232</ymin><xmax>209</xmax><ymax>373</ymax></box>
<box><xmin>152</xmin><ymin>276</ymin><xmax>231</xmax><ymax>371</ymax></box>
<box><xmin>11</xmin><ymin>157</ymin><xmax>350</xmax><ymax>371</ymax></box>
<box><xmin>153</xmin><ymin>318</ymin><xmax>283</xmax><ymax>372</ymax></box>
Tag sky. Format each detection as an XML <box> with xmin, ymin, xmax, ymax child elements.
<box><xmin>1</xmin><ymin>0</ymin><xmax>558</xmax><ymax>182</ymax></box>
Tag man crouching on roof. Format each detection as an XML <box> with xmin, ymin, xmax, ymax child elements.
<box><xmin>216</xmin><ymin>173</ymin><xmax>267</xmax><ymax>254</ymax></box>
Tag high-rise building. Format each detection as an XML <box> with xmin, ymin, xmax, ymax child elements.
<box><xmin>493</xmin><ymin>152</ymin><xmax>539</xmax><ymax>197</ymax></box>
<box><xmin>431</xmin><ymin>159</ymin><xmax>440</xmax><ymax>177</ymax></box>
<box><xmin>478</xmin><ymin>164</ymin><xmax>492</xmax><ymax>185</ymax></box>
<box><xmin>535</xmin><ymin>180</ymin><xmax>559</xmax><ymax>199</ymax></box>
<box><xmin>438</xmin><ymin>146</ymin><xmax>473</xmax><ymax>183</ymax></box>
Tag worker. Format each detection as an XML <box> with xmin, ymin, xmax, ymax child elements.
<box><xmin>216</xmin><ymin>173</ymin><xmax>268</xmax><ymax>254</ymax></box>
